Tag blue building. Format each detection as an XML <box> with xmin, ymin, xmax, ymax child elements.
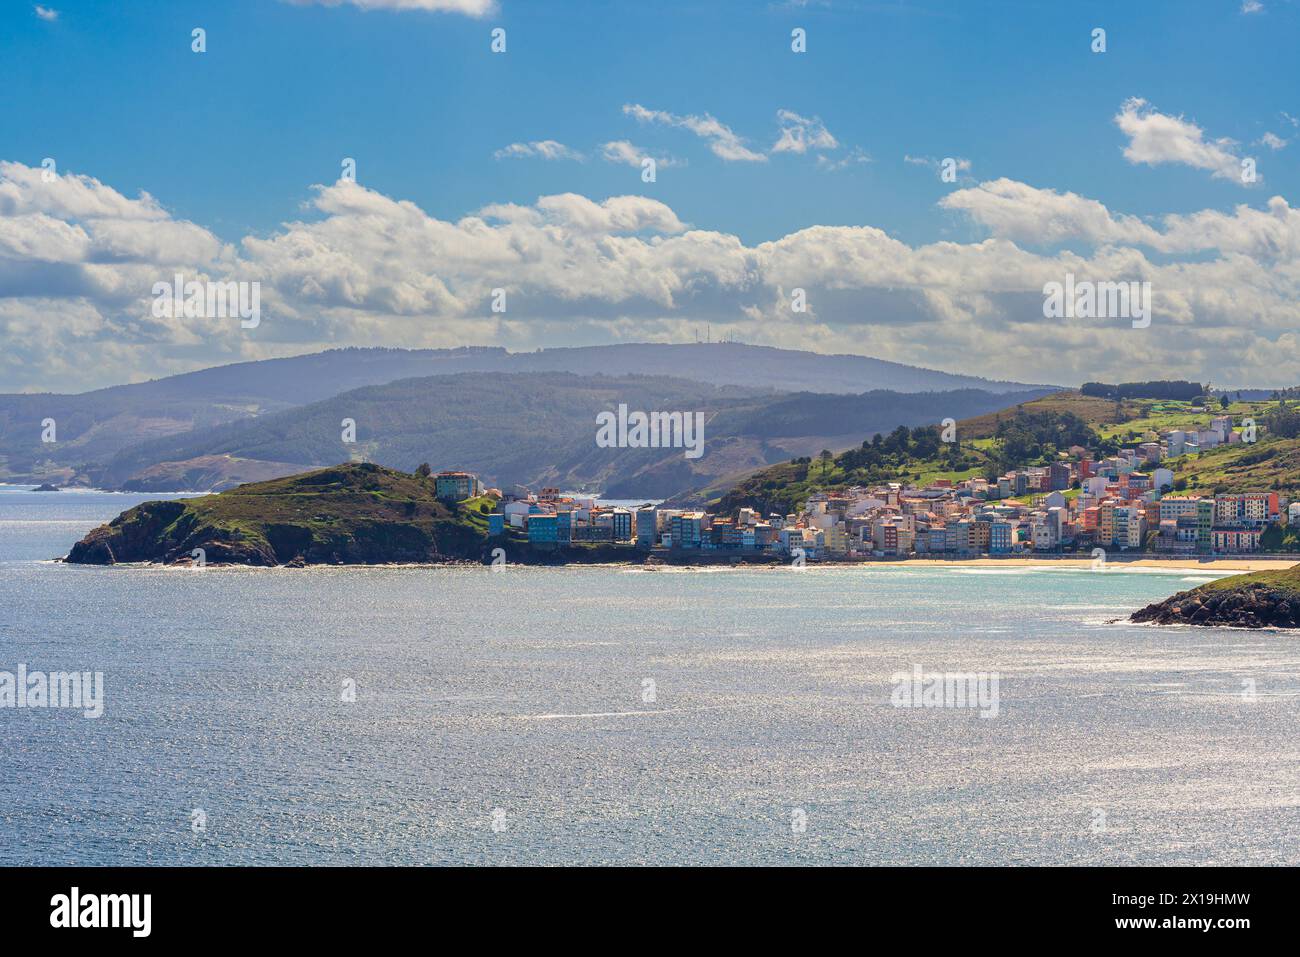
<box><xmin>528</xmin><ymin>514</ymin><xmax>558</xmax><ymax>548</ymax></box>
<box><xmin>635</xmin><ymin>507</ymin><xmax>657</xmax><ymax>548</ymax></box>
<box><xmin>488</xmin><ymin>513</ymin><xmax>504</xmax><ymax>536</ymax></box>
<box><xmin>989</xmin><ymin>520</ymin><xmax>1012</xmax><ymax>554</ymax></box>
<box><xmin>671</xmin><ymin>512</ymin><xmax>705</xmax><ymax>549</ymax></box>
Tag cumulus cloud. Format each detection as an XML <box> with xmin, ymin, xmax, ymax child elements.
<box><xmin>942</xmin><ymin>177</ymin><xmax>1300</xmax><ymax>260</ymax></box>
<box><xmin>622</xmin><ymin>104</ymin><xmax>768</xmax><ymax>163</ymax></box>
<box><xmin>4</xmin><ymin>160</ymin><xmax>1300</xmax><ymax>393</ymax></box>
<box><xmin>0</xmin><ymin>162</ymin><xmax>242</xmax><ymax>390</ymax></box>
<box><xmin>493</xmin><ymin>140</ymin><xmax>584</xmax><ymax>161</ymax></box>
<box><xmin>1115</xmin><ymin>97</ymin><xmax>1250</xmax><ymax>183</ymax></box>
<box><xmin>941</xmin><ymin>178</ymin><xmax>1157</xmax><ymax>247</ymax></box>
<box><xmin>284</xmin><ymin>0</ymin><xmax>496</xmax><ymax>15</ymax></box>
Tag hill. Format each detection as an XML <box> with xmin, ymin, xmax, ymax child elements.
<box><xmin>64</xmin><ymin>463</ymin><xmax>493</xmax><ymax>566</ymax></box>
<box><xmin>686</xmin><ymin>390</ymin><xmax>1106</xmax><ymax>513</ymax></box>
<box><xmin>1093</xmin><ymin>396</ymin><xmax>1300</xmax><ymax>495</ymax></box>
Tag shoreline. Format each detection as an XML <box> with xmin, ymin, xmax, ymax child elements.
<box><xmin>51</xmin><ymin>555</ymin><xmax>1296</xmax><ymax>573</ymax></box>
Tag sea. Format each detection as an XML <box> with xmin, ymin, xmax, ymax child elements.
<box><xmin>2</xmin><ymin>485</ymin><xmax>1298</xmax><ymax>865</ymax></box>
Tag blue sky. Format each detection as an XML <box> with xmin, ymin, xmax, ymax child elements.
<box><xmin>2</xmin><ymin>0</ymin><xmax>1299</xmax><ymax>391</ymax></box>
<box><xmin>6</xmin><ymin>0</ymin><xmax>1297</xmax><ymax>245</ymax></box>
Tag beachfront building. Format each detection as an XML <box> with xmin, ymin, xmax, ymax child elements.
<box><xmin>1212</xmin><ymin>527</ymin><xmax>1263</xmax><ymax>553</ymax></box>
<box><xmin>527</xmin><ymin>513</ymin><xmax>558</xmax><ymax>548</ymax></box>
<box><xmin>635</xmin><ymin>507</ymin><xmax>657</xmax><ymax>548</ymax></box>
<box><xmin>671</xmin><ymin>512</ymin><xmax>706</xmax><ymax>549</ymax></box>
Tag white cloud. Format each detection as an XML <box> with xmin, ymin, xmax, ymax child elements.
<box><xmin>599</xmin><ymin>141</ymin><xmax>642</xmax><ymax>167</ymax></box>
<box><xmin>33</xmin><ymin>5</ymin><xmax>57</xmax><ymax>21</ymax></box>
<box><xmin>942</xmin><ymin>177</ymin><xmax>1300</xmax><ymax>260</ymax></box>
<box><xmin>771</xmin><ymin>110</ymin><xmax>839</xmax><ymax>154</ymax></box>
<box><xmin>0</xmin><ymin>161</ymin><xmax>226</xmax><ymax>266</ymax></box>
<box><xmin>623</xmin><ymin>104</ymin><xmax>768</xmax><ymax>163</ymax></box>
<box><xmin>940</xmin><ymin>178</ymin><xmax>1155</xmax><ymax>247</ymax></box>
<box><xmin>622</xmin><ymin>104</ymin><xmax>867</xmax><ymax>167</ymax></box>
<box><xmin>493</xmin><ymin>140</ymin><xmax>584</xmax><ymax>161</ymax></box>
<box><xmin>904</xmin><ymin>154</ymin><xmax>972</xmax><ymax>179</ymax></box>
<box><xmin>0</xmin><ymin>161</ymin><xmax>170</xmax><ymax>221</ymax></box>
<box><xmin>1258</xmin><ymin>131</ymin><xmax>1287</xmax><ymax>150</ymax></box>
<box><xmin>284</xmin><ymin>0</ymin><xmax>496</xmax><ymax>14</ymax></box>
<box><xmin>0</xmin><ymin>162</ymin><xmax>239</xmax><ymax>390</ymax></box>
<box><xmin>598</xmin><ymin>141</ymin><xmax>683</xmax><ymax>169</ymax></box>
<box><xmin>817</xmin><ymin>147</ymin><xmax>871</xmax><ymax>172</ymax></box>
<box><xmin>1115</xmin><ymin>97</ymin><xmax>1251</xmax><ymax>184</ymax></box>
<box><xmin>1241</xmin><ymin>1</ymin><xmax>1264</xmax><ymax>14</ymax></box>
<box><xmin>4</xmin><ymin>161</ymin><xmax>1300</xmax><ymax>392</ymax></box>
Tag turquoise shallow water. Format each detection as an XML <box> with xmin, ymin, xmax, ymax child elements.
<box><xmin>2</xmin><ymin>487</ymin><xmax>1299</xmax><ymax>865</ymax></box>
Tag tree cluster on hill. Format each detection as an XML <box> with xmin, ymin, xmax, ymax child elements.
<box><xmin>837</xmin><ymin>424</ymin><xmax>946</xmax><ymax>475</ymax></box>
<box><xmin>992</xmin><ymin>410</ymin><xmax>1098</xmax><ymax>471</ymax></box>
<box><xmin>1080</xmin><ymin>380</ymin><xmax>1203</xmax><ymax>400</ymax></box>
<box><xmin>1263</xmin><ymin>399</ymin><xmax>1300</xmax><ymax>439</ymax></box>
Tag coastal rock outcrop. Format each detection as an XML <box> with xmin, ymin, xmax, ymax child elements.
<box><xmin>63</xmin><ymin>464</ymin><xmax>489</xmax><ymax>567</ymax></box>
<box><xmin>1131</xmin><ymin>567</ymin><xmax>1300</xmax><ymax>629</ymax></box>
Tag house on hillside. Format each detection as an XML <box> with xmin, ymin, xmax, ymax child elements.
<box><xmin>435</xmin><ymin>470</ymin><xmax>481</xmax><ymax>501</ymax></box>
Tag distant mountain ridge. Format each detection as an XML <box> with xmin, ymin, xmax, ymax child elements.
<box><xmin>480</xmin><ymin>342</ymin><xmax>1054</xmax><ymax>394</ymax></box>
<box><xmin>88</xmin><ymin>371</ymin><xmax>1051</xmax><ymax>498</ymax></box>
<box><xmin>0</xmin><ymin>342</ymin><xmax>1056</xmax><ymax>486</ymax></box>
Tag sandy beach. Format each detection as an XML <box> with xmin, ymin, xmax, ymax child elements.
<box><xmin>867</xmin><ymin>557</ymin><xmax>1297</xmax><ymax>572</ymax></box>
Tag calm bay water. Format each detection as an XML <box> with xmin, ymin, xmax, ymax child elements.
<box><xmin>2</xmin><ymin>487</ymin><xmax>1298</xmax><ymax>865</ymax></box>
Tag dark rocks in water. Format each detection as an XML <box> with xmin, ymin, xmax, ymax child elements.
<box><xmin>73</xmin><ymin>538</ymin><xmax>116</xmax><ymax>565</ymax></box>
<box><xmin>33</xmin><ymin>483</ymin><xmax>60</xmax><ymax>492</ymax></box>
<box><xmin>1131</xmin><ymin>571</ymin><xmax>1300</xmax><ymax>629</ymax></box>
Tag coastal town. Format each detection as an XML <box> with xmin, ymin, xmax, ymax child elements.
<box><xmin>444</xmin><ymin>411</ymin><xmax>1299</xmax><ymax>560</ymax></box>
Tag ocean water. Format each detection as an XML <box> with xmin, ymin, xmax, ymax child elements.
<box><xmin>2</xmin><ymin>486</ymin><xmax>1299</xmax><ymax>866</ymax></box>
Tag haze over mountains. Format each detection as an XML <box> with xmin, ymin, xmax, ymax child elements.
<box><xmin>0</xmin><ymin>342</ymin><xmax>1057</xmax><ymax>497</ymax></box>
